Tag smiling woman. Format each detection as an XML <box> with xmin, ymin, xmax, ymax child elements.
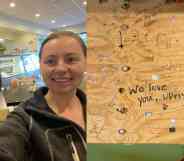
<box><xmin>0</xmin><ymin>31</ymin><xmax>87</xmax><ymax>161</ymax></box>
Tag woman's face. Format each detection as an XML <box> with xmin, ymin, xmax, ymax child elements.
<box><xmin>40</xmin><ymin>36</ymin><xmax>86</xmax><ymax>94</ymax></box>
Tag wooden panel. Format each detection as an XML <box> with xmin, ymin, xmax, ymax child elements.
<box><xmin>87</xmin><ymin>0</ymin><xmax>184</xmax><ymax>143</ymax></box>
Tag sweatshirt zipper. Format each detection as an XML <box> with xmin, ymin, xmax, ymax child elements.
<box><xmin>66</xmin><ymin>134</ymin><xmax>81</xmax><ymax>161</ymax></box>
<box><xmin>74</xmin><ymin>127</ymin><xmax>87</xmax><ymax>151</ymax></box>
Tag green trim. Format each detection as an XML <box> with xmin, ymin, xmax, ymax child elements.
<box><xmin>88</xmin><ymin>144</ymin><xmax>184</xmax><ymax>161</ymax></box>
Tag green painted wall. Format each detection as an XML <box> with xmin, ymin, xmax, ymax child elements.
<box><xmin>88</xmin><ymin>144</ymin><xmax>184</xmax><ymax>161</ymax></box>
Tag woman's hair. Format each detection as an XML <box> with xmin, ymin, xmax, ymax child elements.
<box><xmin>39</xmin><ymin>31</ymin><xmax>87</xmax><ymax>59</ymax></box>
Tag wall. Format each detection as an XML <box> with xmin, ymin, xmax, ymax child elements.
<box><xmin>87</xmin><ymin>0</ymin><xmax>184</xmax><ymax>143</ymax></box>
<box><xmin>88</xmin><ymin>144</ymin><xmax>184</xmax><ymax>161</ymax></box>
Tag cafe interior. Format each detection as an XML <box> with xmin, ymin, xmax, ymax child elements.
<box><xmin>0</xmin><ymin>0</ymin><xmax>87</xmax><ymax>120</ymax></box>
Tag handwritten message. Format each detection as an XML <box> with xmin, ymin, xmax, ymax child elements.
<box><xmin>127</xmin><ymin>83</ymin><xmax>184</xmax><ymax>107</ymax></box>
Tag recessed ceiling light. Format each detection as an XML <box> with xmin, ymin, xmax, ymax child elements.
<box><xmin>35</xmin><ymin>13</ymin><xmax>40</xmax><ymax>18</ymax></box>
<box><xmin>0</xmin><ymin>38</ymin><xmax>4</xmax><ymax>42</ymax></box>
<box><xmin>9</xmin><ymin>2</ymin><xmax>16</xmax><ymax>8</ymax></box>
<box><xmin>47</xmin><ymin>32</ymin><xmax>53</xmax><ymax>35</ymax></box>
<box><xmin>51</xmin><ymin>20</ymin><xmax>56</xmax><ymax>24</ymax></box>
<box><xmin>83</xmin><ymin>1</ymin><xmax>87</xmax><ymax>5</ymax></box>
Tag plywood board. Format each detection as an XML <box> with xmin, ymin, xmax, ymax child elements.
<box><xmin>87</xmin><ymin>0</ymin><xmax>184</xmax><ymax>143</ymax></box>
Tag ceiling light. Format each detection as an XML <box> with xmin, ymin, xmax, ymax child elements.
<box><xmin>0</xmin><ymin>38</ymin><xmax>4</xmax><ymax>42</ymax></box>
<box><xmin>47</xmin><ymin>32</ymin><xmax>53</xmax><ymax>35</ymax></box>
<box><xmin>9</xmin><ymin>2</ymin><xmax>16</xmax><ymax>8</ymax></box>
<box><xmin>51</xmin><ymin>20</ymin><xmax>56</xmax><ymax>24</ymax></box>
<box><xmin>62</xmin><ymin>24</ymin><xmax>66</xmax><ymax>27</ymax></box>
<box><xmin>83</xmin><ymin>1</ymin><xmax>87</xmax><ymax>5</ymax></box>
<box><xmin>35</xmin><ymin>13</ymin><xmax>40</xmax><ymax>18</ymax></box>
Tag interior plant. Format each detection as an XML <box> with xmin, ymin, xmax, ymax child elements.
<box><xmin>0</xmin><ymin>43</ymin><xmax>6</xmax><ymax>54</ymax></box>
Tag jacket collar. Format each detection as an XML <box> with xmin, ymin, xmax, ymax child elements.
<box><xmin>26</xmin><ymin>87</ymin><xmax>86</xmax><ymax>122</ymax></box>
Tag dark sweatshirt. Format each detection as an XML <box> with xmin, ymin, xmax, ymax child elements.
<box><xmin>0</xmin><ymin>87</ymin><xmax>86</xmax><ymax>161</ymax></box>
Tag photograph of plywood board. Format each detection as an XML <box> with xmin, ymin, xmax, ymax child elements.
<box><xmin>87</xmin><ymin>0</ymin><xmax>184</xmax><ymax>143</ymax></box>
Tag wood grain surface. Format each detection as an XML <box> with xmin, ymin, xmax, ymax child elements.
<box><xmin>87</xmin><ymin>0</ymin><xmax>184</xmax><ymax>143</ymax></box>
